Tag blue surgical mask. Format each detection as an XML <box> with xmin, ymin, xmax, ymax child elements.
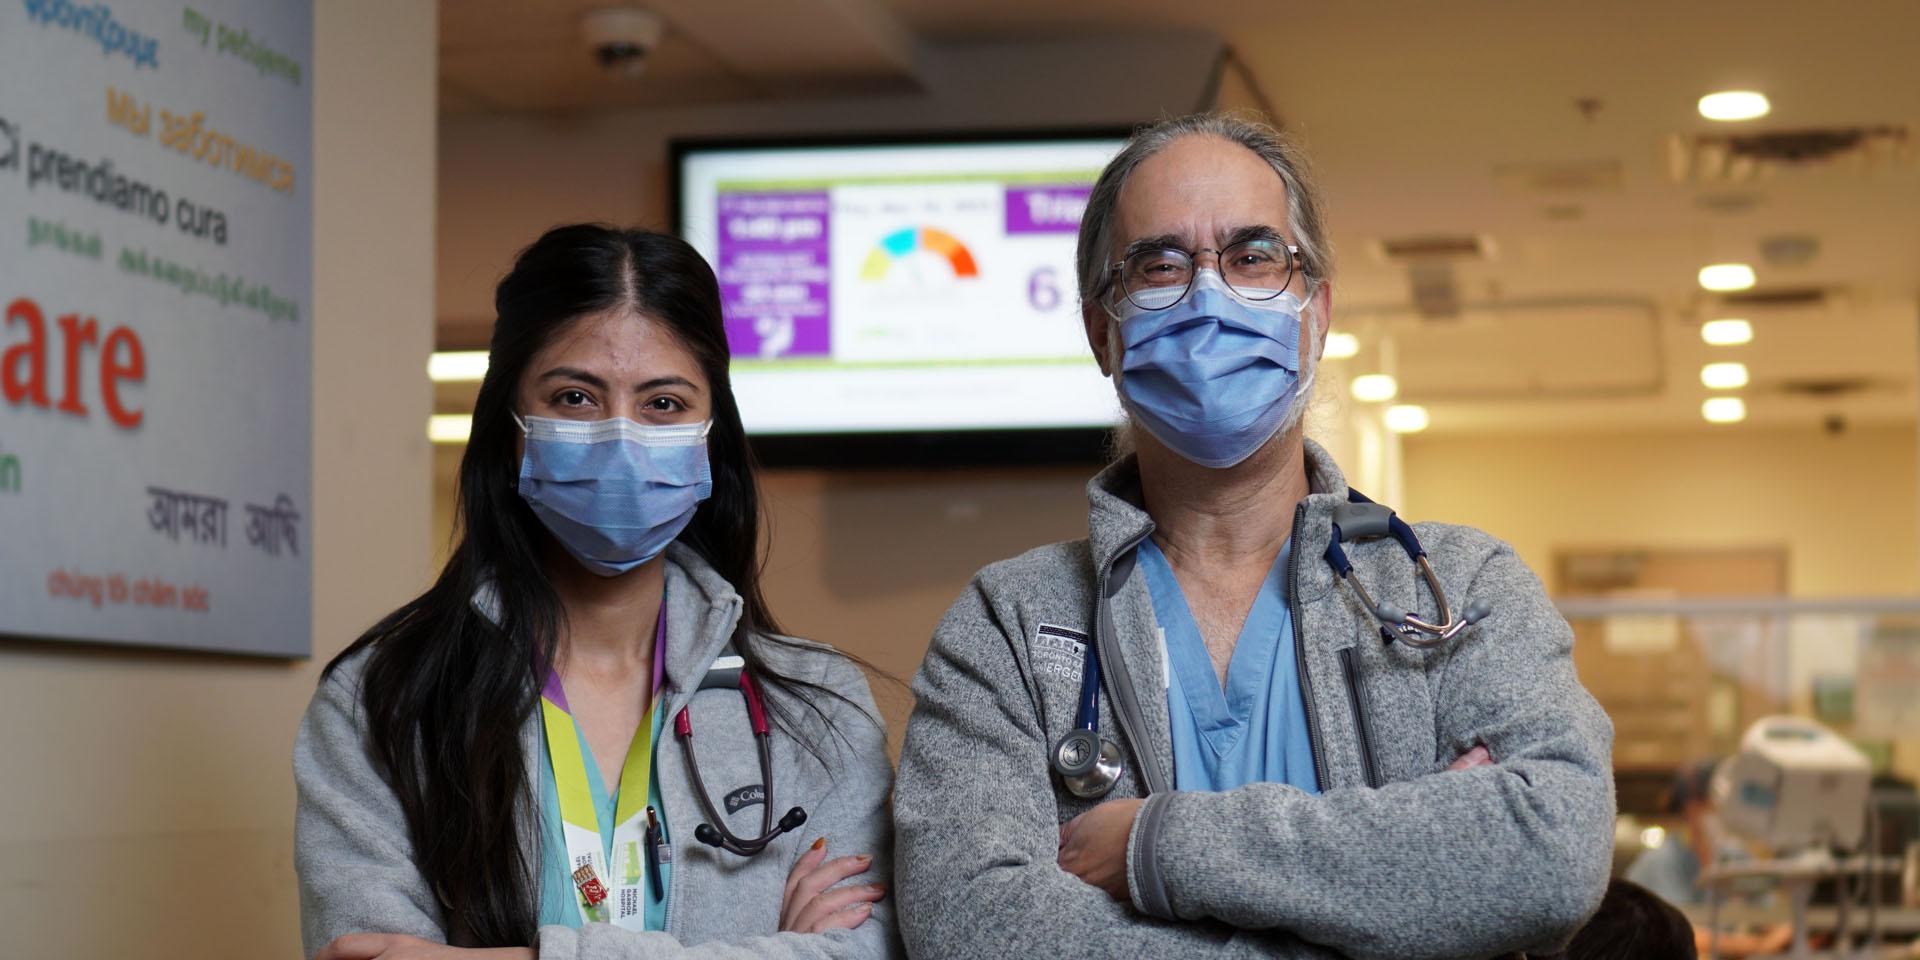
<box><xmin>1115</xmin><ymin>270</ymin><xmax>1313</xmax><ymax>468</ymax></box>
<box><xmin>515</xmin><ymin>414</ymin><xmax>713</xmax><ymax>576</ymax></box>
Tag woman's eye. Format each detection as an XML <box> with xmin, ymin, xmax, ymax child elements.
<box><xmin>646</xmin><ymin>396</ymin><xmax>684</xmax><ymax>413</ymax></box>
<box><xmin>555</xmin><ymin>389</ymin><xmax>593</xmax><ymax>407</ymax></box>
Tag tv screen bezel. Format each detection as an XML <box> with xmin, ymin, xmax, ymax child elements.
<box><xmin>669</xmin><ymin>127</ymin><xmax>1134</xmax><ymax>469</ymax></box>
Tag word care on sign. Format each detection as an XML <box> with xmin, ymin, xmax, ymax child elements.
<box><xmin>0</xmin><ymin>1</ymin><xmax>313</xmax><ymax>657</ymax></box>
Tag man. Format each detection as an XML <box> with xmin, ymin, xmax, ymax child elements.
<box><xmin>892</xmin><ymin>113</ymin><xmax>1615</xmax><ymax>959</ymax></box>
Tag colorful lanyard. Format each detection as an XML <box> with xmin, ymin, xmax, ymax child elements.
<box><xmin>539</xmin><ymin>599</ymin><xmax>668</xmax><ymax>929</ymax></box>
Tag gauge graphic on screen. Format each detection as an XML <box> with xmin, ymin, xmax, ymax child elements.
<box><xmin>859</xmin><ymin>226</ymin><xmax>979</xmax><ymax>283</ymax></box>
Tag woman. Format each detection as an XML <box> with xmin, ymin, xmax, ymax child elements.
<box><xmin>296</xmin><ymin>225</ymin><xmax>897</xmax><ymax>960</ymax></box>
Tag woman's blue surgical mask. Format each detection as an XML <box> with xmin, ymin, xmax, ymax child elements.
<box><xmin>514</xmin><ymin>414</ymin><xmax>713</xmax><ymax>576</ymax></box>
<box><xmin>1115</xmin><ymin>269</ymin><xmax>1314</xmax><ymax>469</ymax></box>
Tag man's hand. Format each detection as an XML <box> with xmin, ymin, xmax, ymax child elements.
<box><xmin>1056</xmin><ymin>747</ymin><xmax>1490</xmax><ymax>903</ymax></box>
<box><xmin>1057</xmin><ymin>798</ymin><xmax>1144</xmax><ymax>901</ymax></box>
<box><xmin>317</xmin><ymin>934</ymin><xmax>532</xmax><ymax>960</ymax></box>
<box><xmin>1448</xmin><ymin>744</ymin><xmax>1493</xmax><ymax>771</ymax></box>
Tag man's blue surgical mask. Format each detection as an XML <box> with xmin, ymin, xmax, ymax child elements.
<box><xmin>1115</xmin><ymin>270</ymin><xmax>1313</xmax><ymax>469</ymax></box>
<box><xmin>515</xmin><ymin>414</ymin><xmax>713</xmax><ymax>576</ymax></box>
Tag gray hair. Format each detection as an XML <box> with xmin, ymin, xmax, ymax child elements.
<box><xmin>1075</xmin><ymin>113</ymin><xmax>1335</xmax><ymax>306</ymax></box>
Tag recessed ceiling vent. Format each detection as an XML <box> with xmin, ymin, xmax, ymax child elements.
<box><xmin>1715</xmin><ymin>286</ymin><xmax>1831</xmax><ymax>309</ymax></box>
<box><xmin>1776</xmin><ymin>377</ymin><xmax>1873</xmax><ymax>399</ymax></box>
<box><xmin>1668</xmin><ymin>125</ymin><xmax>1913</xmax><ymax>183</ymax></box>
<box><xmin>1378</xmin><ymin>234</ymin><xmax>1489</xmax><ymax>321</ymax></box>
<box><xmin>1379</xmin><ymin>235</ymin><xmax>1487</xmax><ymax>260</ymax></box>
<box><xmin>1493</xmin><ymin>159</ymin><xmax>1623</xmax><ymax>195</ymax></box>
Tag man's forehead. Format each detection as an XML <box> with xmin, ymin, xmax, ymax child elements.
<box><xmin>1113</xmin><ymin>136</ymin><xmax>1291</xmax><ymax>246</ymax></box>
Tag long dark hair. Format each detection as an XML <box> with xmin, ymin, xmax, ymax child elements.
<box><xmin>326</xmin><ymin>224</ymin><xmax>856</xmax><ymax>946</ymax></box>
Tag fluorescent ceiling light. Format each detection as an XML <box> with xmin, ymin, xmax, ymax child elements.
<box><xmin>1702</xmin><ymin>396</ymin><xmax>1747</xmax><ymax>424</ymax></box>
<box><xmin>1701</xmin><ymin>318</ymin><xmax>1753</xmax><ymax>346</ymax></box>
<box><xmin>1350</xmin><ymin>373</ymin><xmax>1398</xmax><ymax>403</ymax></box>
<box><xmin>1698</xmin><ymin>263</ymin><xmax>1756</xmax><ymax>292</ymax></box>
<box><xmin>429</xmin><ymin>351</ymin><xmax>489</xmax><ymax>382</ymax></box>
<box><xmin>1698</xmin><ymin>90</ymin><xmax>1770</xmax><ymax>122</ymax></box>
<box><xmin>428</xmin><ymin>414</ymin><xmax>474</xmax><ymax>444</ymax></box>
<box><xmin>1700</xmin><ymin>361</ymin><xmax>1750</xmax><ymax>389</ymax></box>
<box><xmin>1323</xmin><ymin>331</ymin><xmax>1360</xmax><ymax>359</ymax></box>
<box><xmin>1384</xmin><ymin>404</ymin><xmax>1429</xmax><ymax>433</ymax></box>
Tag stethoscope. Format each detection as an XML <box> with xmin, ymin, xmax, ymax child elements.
<box><xmin>674</xmin><ymin>651</ymin><xmax>808</xmax><ymax>856</ymax></box>
<box><xmin>1050</xmin><ymin>489</ymin><xmax>1495</xmax><ymax>799</ymax></box>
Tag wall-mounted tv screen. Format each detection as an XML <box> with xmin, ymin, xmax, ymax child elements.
<box><xmin>674</xmin><ymin>132</ymin><xmax>1130</xmax><ymax>466</ymax></box>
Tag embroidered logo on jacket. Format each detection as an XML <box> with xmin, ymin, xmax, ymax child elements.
<box><xmin>1032</xmin><ymin>623</ymin><xmax>1089</xmax><ymax>680</ymax></box>
<box><xmin>723</xmin><ymin>783</ymin><xmax>765</xmax><ymax>813</ymax></box>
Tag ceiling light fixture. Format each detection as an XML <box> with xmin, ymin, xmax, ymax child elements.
<box><xmin>1701</xmin><ymin>318</ymin><xmax>1753</xmax><ymax>346</ymax></box>
<box><xmin>428</xmin><ymin>414</ymin><xmax>474</xmax><ymax>444</ymax></box>
<box><xmin>1698</xmin><ymin>263</ymin><xmax>1756</xmax><ymax>292</ymax></box>
<box><xmin>428</xmin><ymin>351</ymin><xmax>489</xmax><ymax>382</ymax></box>
<box><xmin>1698</xmin><ymin>90</ymin><xmax>1770</xmax><ymax>122</ymax></box>
<box><xmin>1350</xmin><ymin>373</ymin><xmax>1398</xmax><ymax>403</ymax></box>
<box><xmin>1701</xmin><ymin>361</ymin><xmax>1750</xmax><ymax>389</ymax></box>
<box><xmin>1702</xmin><ymin>396</ymin><xmax>1747</xmax><ymax>424</ymax></box>
<box><xmin>1384</xmin><ymin>404</ymin><xmax>1429</xmax><ymax>433</ymax></box>
<box><xmin>1323</xmin><ymin>331</ymin><xmax>1360</xmax><ymax>359</ymax></box>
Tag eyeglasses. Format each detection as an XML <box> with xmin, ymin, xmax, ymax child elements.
<box><xmin>1107</xmin><ymin>238</ymin><xmax>1302</xmax><ymax>312</ymax></box>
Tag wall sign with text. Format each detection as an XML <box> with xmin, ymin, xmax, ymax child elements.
<box><xmin>1</xmin><ymin>0</ymin><xmax>313</xmax><ymax>657</ymax></box>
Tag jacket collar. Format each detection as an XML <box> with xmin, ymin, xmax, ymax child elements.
<box><xmin>470</xmin><ymin>541</ymin><xmax>744</xmax><ymax>712</ymax></box>
<box><xmin>1085</xmin><ymin>435</ymin><xmax>1352</xmax><ymax>574</ymax></box>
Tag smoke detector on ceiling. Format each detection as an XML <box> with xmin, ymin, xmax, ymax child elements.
<box><xmin>581</xmin><ymin>7</ymin><xmax>665</xmax><ymax>78</ymax></box>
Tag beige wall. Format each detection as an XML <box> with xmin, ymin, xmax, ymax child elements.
<box><xmin>1400</xmin><ymin>424</ymin><xmax>1919</xmax><ymax>597</ymax></box>
<box><xmin>0</xmin><ymin>5</ymin><xmax>439</xmax><ymax>959</ymax></box>
<box><xmin>1402</xmin><ymin>424</ymin><xmax>1920</xmax><ymax>782</ymax></box>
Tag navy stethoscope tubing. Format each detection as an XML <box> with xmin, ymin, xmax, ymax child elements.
<box><xmin>1050</xmin><ymin>488</ymin><xmax>1494</xmax><ymax>798</ymax></box>
<box><xmin>1325</xmin><ymin>489</ymin><xmax>1493</xmax><ymax>648</ymax></box>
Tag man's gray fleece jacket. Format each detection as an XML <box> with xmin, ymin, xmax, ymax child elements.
<box><xmin>892</xmin><ymin>440</ymin><xmax>1615</xmax><ymax>960</ymax></box>
<box><xmin>295</xmin><ymin>544</ymin><xmax>903</xmax><ymax>960</ymax></box>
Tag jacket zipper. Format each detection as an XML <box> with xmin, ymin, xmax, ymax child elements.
<box><xmin>1287</xmin><ymin>503</ymin><xmax>1330</xmax><ymax>791</ymax></box>
<box><xmin>1097</xmin><ymin>529</ymin><xmax>1165</xmax><ymax>795</ymax></box>
<box><xmin>1338</xmin><ymin>647</ymin><xmax>1384</xmax><ymax>789</ymax></box>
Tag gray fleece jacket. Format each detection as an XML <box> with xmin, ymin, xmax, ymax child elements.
<box><xmin>295</xmin><ymin>543</ymin><xmax>903</xmax><ymax>960</ymax></box>
<box><xmin>893</xmin><ymin>440</ymin><xmax>1615</xmax><ymax>960</ymax></box>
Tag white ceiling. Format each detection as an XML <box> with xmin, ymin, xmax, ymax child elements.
<box><xmin>437</xmin><ymin>0</ymin><xmax>1920</xmax><ymax>434</ymax></box>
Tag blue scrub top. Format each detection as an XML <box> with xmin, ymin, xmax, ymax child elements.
<box><xmin>1137</xmin><ymin>537</ymin><xmax>1320</xmax><ymax>794</ymax></box>
<box><xmin>536</xmin><ymin>706</ymin><xmax>672</xmax><ymax>930</ymax></box>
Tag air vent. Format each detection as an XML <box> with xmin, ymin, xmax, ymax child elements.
<box><xmin>1716</xmin><ymin>287</ymin><xmax>1829</xmax><ymax>309</ymax></box>
<box><xmin>1777</xmin><ymin>377</ymin><xmax>1872</xmax><ymax>399</ymax></box>
<box><xmin>1379</xmin><ymin>235</ymin><xmax>1486</xmax><ymax>260</ymax></box>
<box><xmin>1493</xmin><ymin>159</ymin><xmax>1623</xmax><ymax>194</ymax></box>
<box><xmin>1669</xmin><ymin>126</ymin><xmax>1913</xmax><ymax>182</ymax></box>
<box><xmin>1726</xmin><ymin>127</ymin><xmax>1905</xmax><ymax>164</ymax></box>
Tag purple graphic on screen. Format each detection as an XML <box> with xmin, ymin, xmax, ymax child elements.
<box><xmin>1004</xmin><ymin>185</ymin><xmax>1091</xmax><ymax>234</ymax></box>
<box><xmin>716</xmin><ymin>192</ymin><xmax>832</xmax><ymax>359</ymax></box>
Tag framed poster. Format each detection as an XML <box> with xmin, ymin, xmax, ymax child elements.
<box><xmin>1</xmin><ymin>0</ymin><xmax>313</xmax><ymax>656</ymax></box>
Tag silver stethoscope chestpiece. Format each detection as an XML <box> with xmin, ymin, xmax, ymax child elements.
<box><xmin>1053</xmin><ymin>728</ymin><xmax>1125</xmax><ymax>799</ymax></box>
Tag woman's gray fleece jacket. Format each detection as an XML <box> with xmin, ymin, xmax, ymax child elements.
<box><xmin>892</xmin><ymin>441</ymin><xmax>1615</xmax><ymax>960</ymax></box>
<box><xmin>294</xmin><ymin>544</ymin><xmax>903</xmax><ymax>959</ymax></box>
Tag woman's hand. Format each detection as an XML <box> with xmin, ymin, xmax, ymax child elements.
<box><xmin>317</xmin><ymin>934</ymin><xmax>533</xmax><ymax>960</ymax></box>
<box><xmin>779</xmin><ymin>837</ymin><xmax>885</xmax><ymax>933</ymax></box>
